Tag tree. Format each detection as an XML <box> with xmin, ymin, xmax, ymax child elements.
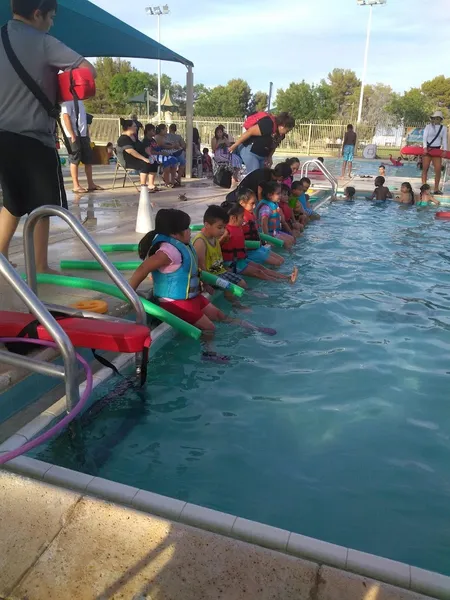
<box><xmin>327</xmin><ymin>68</ymin><xmax>361</xmax><ymax>115</ymax></box>
<box><xmin>386</xmin><ymin>88</ymin><xmax>433</xmax><ymax>124</ymax></box>
<box><xmin>249</xmin><ymin>91</ymin><xmax>269</xmax><ymax>113</ymax></box>
<box><xmin>421</xmin><ymin>75</ymin><xmax>450</xmax><ymax>115</ymax></box>
<box><xmin>313</xmin><ymin>82</ymin><xmax>338</xmax><ymax>120</ymax></box>
<box><xmin>195</xmin><ymin>79</ymin><xmax>253</xmax><ymax>117</ymax></box>
<box><xmin>85</xmin><ymin>58</ymin><xmax>133</xmax><ymax>113</ymax></box>
<box><xmin>348</xmin><ymin>83</ymin><xmax>394</xmax><ymax>124</ymax></box>
<box><xmin>275</xmin><ymin>81</ymin><xmax>337</xmax><ymax>120</ymax></box>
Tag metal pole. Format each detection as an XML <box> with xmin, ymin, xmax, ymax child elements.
<box><xmin>307</xmin><ymin>123</ymin><xmax>312</xmax><ymax>155</ymax></box>
<box><xmin>157</xmin><ymin>14</ymin><xmax>161</xmax><ymax>120</ymax></box>
<box><xmin>185</xmin><ymin>65</ymin><xmax>194</xmax><ymax>179</ymax></box>
<box><xmin>357</xmin><ymin>5</ymin><xmax>372</xmax><ymax>123</ymax></box>
<box><xmin>267</xmin><ymin>82</ymin><xmax>273</xmax><ymax>111</ymax></box>
<box><xmin>145</xmin><ymin>88</ymin><xmax>150</xmax><ymax>120</ymax></box>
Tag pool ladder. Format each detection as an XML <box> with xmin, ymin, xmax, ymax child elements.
<box><xmin>300</xmin><ymin>159</ymin><xmax>338</xmax><ymax>197</ymax></box>
<box><xmin>0</xmin><ymin>206</ymin><xmax>147</xmax><ymax>412</ymax></box>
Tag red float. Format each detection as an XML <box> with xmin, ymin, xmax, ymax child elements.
<box><xmin>401</xmin><ymin>146</ymin><xmax>450</xmax><ymax>159</ymax></box>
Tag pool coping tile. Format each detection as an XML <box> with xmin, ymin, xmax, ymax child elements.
<box><xmin>3</xmin><ymin>455</ymin><xmax>52</xmax><ymax>479</ymax></box>
<box><xmin>179</xmin><ymin>503</ymin><xmax>237</xmax><ymax>536</ymax></box>
<box><xmin>43</xmin><ymin>465</ymin><xmax>95</xmax><ymax>492</ymax></box>
<box><xmin>15</xmin><ymin>413</ymin><xmax>56</xmax><ymax>442</ymax></box>
<box><xmin>0</xmin><ymin>434</ymin><xmax>27</xmax><ymax>453</ymax></box>
<box><xmin>410</xmin><ymin>566</ymin><xmax>450</xmax><ymax>599</ymax></box>
<box><xmin>231</xmin><ymin>517</ymin><xmax>290</xmax><ymax>552</ymax></box>
<box><xmin>132</xmin><ymin>489</ymin><xmax>186</xmax><ymax>522</ymax></box>
<box><xmin>287</xmin><ymin>532</ymin><xmax>348</xmax><ymax>569</ymax></box>
<box><xmin>86</xmin><ymin>476</ymin><xmax>139</xmax><ymax>505</ymax></box>
<box><xmin>346</xmin><ymin>548</ymin><xmax>411</xmax><ymax>589</ymax></box>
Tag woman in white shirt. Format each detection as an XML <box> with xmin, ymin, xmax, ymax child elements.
<box><xmin>422</xmin><ymin>111</ymin><xmax>448</xmax><ymax>195</ymax></box>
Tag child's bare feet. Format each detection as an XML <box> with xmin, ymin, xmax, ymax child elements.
<box><xmin>290</xmin><ymin>266</ymin><xmax>298</xmax><ymax>284</ymax></box>
<box><xmin>37</xmin><ymin>266</ymin><xmax>60</xmax><ymax>276</ymax></box>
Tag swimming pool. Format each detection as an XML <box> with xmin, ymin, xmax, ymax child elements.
<box><xmin>32</xmin><ymin>200</ymin><xmax>450</xmax><ymax>576</ymax></box>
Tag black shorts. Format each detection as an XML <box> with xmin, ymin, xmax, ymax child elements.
<box><xmin>0</xmin><ymin>131</ymin><xmax>67</xmax><ymax>218</ymax></box>
<box><xmin>69</xmin><ymin>136</ymin><xmax>94</xmax><ymax>166</ymax></box>
<box><xmin>124</xmin><ymin>155</ymin><xmax>158</xmax><ymax>174</ymax></box>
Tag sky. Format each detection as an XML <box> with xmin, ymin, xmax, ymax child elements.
<box><xmin>92</xmin><ymin>0</ymin><xmax>450</xmax><ymax>96</ymax></box>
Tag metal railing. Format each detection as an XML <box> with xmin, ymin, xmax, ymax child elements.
<box><xmin>301</xmin><ymin>159</ymin><xmax>338</xmax><ymax>197</ymax></box>
<box><xmin>0</xmin><ymin>255</ymin><xmax>80</xmax><ymax>411</ymax></box>
<box><xmin>23</xmin><ymin>206</ymin><xmax>147</xmax><ymax>376</ymax></box>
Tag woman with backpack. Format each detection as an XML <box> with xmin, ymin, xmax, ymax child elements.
<box><xmin>229</xmin><ymin>112</ymin><xmax>295</xmax><ymax>174</ymax></box>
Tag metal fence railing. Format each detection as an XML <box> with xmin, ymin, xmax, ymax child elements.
<box><xmin>88</xmin><ymin>116</ymin><xmax>427</xmax><ymax>157</ymax></box>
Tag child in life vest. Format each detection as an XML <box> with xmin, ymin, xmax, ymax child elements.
<box><xmin>193</xmin><ymin>205</ymin><xmax>248</xmax><ymax>305</ymax></box>
<box><xmin>221</xmin><ymin>202</ymin><xmax>298</xmax><ymax>283</ymax></box>
<box><xmin>256</xmin><ymin>182</ymin><xmax>295</xmax><ymax>249</ymax></box>
<box><xmin>129</xmin><ymin>208</ymin><xmax>277</xmax><ymax>346</ymax></box>
<box><xmin>290</xmin><ymin>179</ymin><xmax>320</xmax><ymax>221</ymax></box>
<box><xmin>238</xmin><ymin>188</ymin><xmax>284</xmax><ymax>266</ymax></box>
<box><xmin>280</xmin><ymin>184</ymin><xmax>303</xmax><ymax>237</ymax></box>
<box><xmin>129</xmin><ymin>208</ymin><xmax>228</xmax><ymax>332</ymax></box>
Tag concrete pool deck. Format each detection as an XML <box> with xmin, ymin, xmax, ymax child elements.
<box><xmin>1</xmin><ymin>163</ymin><xmax>450</xmax><ymax>599</ymax></box>
<box><xmin>0</xmin><ymin>470</ymin><xmax>441</xmax><ymax>600</ymax></box>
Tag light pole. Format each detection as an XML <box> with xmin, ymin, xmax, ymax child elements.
<box><xmin>356</xmin><ymin>0</ymin><xmax>386</xmax><ymax>123</ymax></box>
<box><xmin>145</xmin><ymin>5</ymin><xmax>170</xmax><ymax>120</ymax></box>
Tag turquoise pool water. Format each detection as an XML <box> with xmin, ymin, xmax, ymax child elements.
<box><xmin>33</xmin><ymin>200</ymin><xmax>450</xmax><ymax>575</ymax></box>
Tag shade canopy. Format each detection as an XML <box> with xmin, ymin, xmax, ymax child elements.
<box><xmin>128</xmin><ymin>91</ymin><xmax>158</xmax><ymax>105</ymax></box>
<box><xmin>160</xmin><ymin>89</ymin><xmax>178</xmax><ymax>109</ymax></box>
<box><xmin>0</xmin><ymin>0</ymin><xmax>193</xmax><ymax>67</ymax></box>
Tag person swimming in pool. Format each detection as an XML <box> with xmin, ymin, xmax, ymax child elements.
<box><xmin>395</xmin><ymin>182</ymin><xmax>415</xmax><ymax>205</ymax></box>
<box><xmin>369</xmin><ymin>176</ymin><xmax>392</xmax><ymax>201</ymax></box>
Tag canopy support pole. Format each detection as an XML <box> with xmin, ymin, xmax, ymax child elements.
<box><xmin>185</xmin><ymin>65</ymin><xmax>194</xmax><ymax>179</ymax></box>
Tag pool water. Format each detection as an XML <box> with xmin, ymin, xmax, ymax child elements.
<box><xmin>33</xmin><ymin>200</ymin><xmax>450</xmax><ymax>575</ymax></box>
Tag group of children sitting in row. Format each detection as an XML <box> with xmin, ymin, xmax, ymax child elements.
<box><xmin>128</xmin><ymin>171</ymin><xmax>322</xmax><ymax>343</ymax></box>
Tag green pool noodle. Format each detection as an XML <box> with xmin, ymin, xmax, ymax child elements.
<box><xmin>60</xmin><ymin>261</ymin><xmax>245</xmax><ymax>298</ymax></box>
<box><xmin>190</xmin><ymin>224</ymin><xmax>203</xmax><ymax>231</ymax></box>
<box><xmin>23</xmin><ymin>273</ymin><xmax>201</xmax><ymax>340</ymax></box>
<box><xmin>100</xmin><ymin>244</ymin><xmax>138</xmax><ymax>253</ymax></box>
<box><xmin>245</xmin><ymin>240</ymin><xmax>261</xmax><ymax>249</ymax></box>
<box><xmin>259</xmin><ymin>233</ymin><xmax>285</xmax><ymax>248</ymax></box>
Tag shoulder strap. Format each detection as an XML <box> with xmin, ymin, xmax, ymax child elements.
<box><xmin>428</xmin><ymin>124</ymin><xmax>443</xmax><ymax>148</ymax></box>
<box><xmin>1</xmin><ymin>24</ymin><xmax>72</xmax><ymax>153</ymax></box>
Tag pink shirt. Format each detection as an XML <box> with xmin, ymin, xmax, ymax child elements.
<box><xmin>156</xmin><ymin>243</ymin><xmax>182</xmax><ymax>273</ymax></box>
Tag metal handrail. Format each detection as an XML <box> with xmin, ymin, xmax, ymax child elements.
<box><xmin>301</xmin><ymin>160</ymin><xmax>338</xmax><ymax>197</ymax></box>
<box><xmin>23</xmin><ymin>206</ymin><xmax>147</xmax><ymax>376</ymax></box>
<box><xmin>0</xmin><ymin>255</ymin><xmax>79</xmax><ymax>411</ymax></box>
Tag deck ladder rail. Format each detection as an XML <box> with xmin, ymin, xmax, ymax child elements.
<box><xmin>0</xmin><ymin>254</ymin><xmax>80</xmax><ymax>411</ymax></box>
<box><xmin>23</xmin><ymin>206</ymin><xmax>147</xmax><ymax>377</ymax></box>
<box><xmin>300</xmin><ymin>159</ymin><xmax>338</xmax><ymax>197</ymax></box>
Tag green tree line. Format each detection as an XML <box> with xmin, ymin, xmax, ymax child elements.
<box><xmin>85</xmin><ymin>59</ymin><xmax>450</xmax><ymax>124</ymax></box>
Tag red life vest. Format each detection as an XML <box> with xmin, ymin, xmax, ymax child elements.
<box><xmin>279</xmin><ymin>200</ymin><xmax>293</xmax><ymax>222</ymax></box>
<box><xmin>242</xmin><ymin>209</ymin><xmax>260</xmax><ymax>241</ymax></box>
<box><xmin>58</xmin><ymin>68</ymin><xmax>96</xmax><ymax>103</ymax></box>
<box><xmin>221</xmin><ymin>225</ymin><xmax>247</xmax><ymax>262</ymax></box>
<box><xmin>243</xmin><ymin>112</ymin><xmax>277</xmax><ymax>133</ymax></box>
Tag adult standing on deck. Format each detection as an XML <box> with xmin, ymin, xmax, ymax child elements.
<box><xmin>0</xmin><ymin>0</ymin><xmax>96</xmax><ymax>272</ymax></box>
<box><xmin>229</xmin><ymin>112</ymin><xmax>295</xmax><ymax>174</ymax></box>
<box><xmin>341</xmin><ymin>124</ymin><xmax>357</xmax><ymax>178</ymax></box>
<box><xmin>422</xmin><ymin>111</ymin><xmax>448</xmax><ymax>195</ymax></box>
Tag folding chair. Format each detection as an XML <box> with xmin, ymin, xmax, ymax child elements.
<box><xmin>112</xmin><ymin>149</ymin><xmax>140</xmax><ymax>192</ymax></box>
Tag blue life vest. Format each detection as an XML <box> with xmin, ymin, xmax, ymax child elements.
<box><xmin>151</xmin><ymin>234</ymin><xmax>200</xmax><ymax>300</ymax></box>
<box><xmin>256</xmin><ymin>199</ymin><xmax>280</xmax><ymax>234</ymax></box>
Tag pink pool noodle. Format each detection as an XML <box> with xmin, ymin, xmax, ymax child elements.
<box><xmin>0</xmin><ymin>338</ymin><xmax>93</xmax><ymax>465</ymax></box>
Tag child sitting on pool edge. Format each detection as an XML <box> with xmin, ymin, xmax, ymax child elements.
<box><xmin>255</xmin><ymin>182</ymin><xmax>295</xmax><ymax>249</ymax></box>
<box><xmin>290</xmin><ymin>179</ymin><xmax>320</xmax><ymax>221</ymax></box>
<box><xmin>369</xmin><ymin>176</ymin><xmax>392</xmax><ymax>201</ymax></box>
<box><xmin>221</xmin><ymin>202</ymin><xmax>298</xmax><ymax>283</ymax></box>
<box><xmin>417</xmin><ymin>184</ymin><xmax>440</xmax><ymax>207</ymax></box>
<box><xmin>193</xmin><ymin>205</ymin><xmax>248</xmax><ymax>305</ymax></box>
<box><xmin>238</xmin><ymin>188</ymin><xmax>285</xmax><ymax>266</ymax></box>
<box><xmin>280</xmin><ymin>184</ymin><xmax>303</xmax><ymax>236</ymax></box>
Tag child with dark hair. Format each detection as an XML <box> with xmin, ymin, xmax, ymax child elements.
<box><xmin>238</xmin><ymin>189</ymin><xmax>285</xmax><ymax>266</ymax></box>
<box><xmin>129</xmin><ymin>209</ymin><xmax>225</xmax><ymax>332</ymax></box>
<box><xmin>370</xmin><ymin>176</ymin><xmax>392</xmax><ymax>201</ymax></box>
<box><xmin>193</xmin><ymin>205</ymin><xmax>248</xmax><ymax>304</ymax></box>
<box><xmin>279</xmin><ymin>184</ymin><xmax>303</xmax><ymax>236</ymax></box>
<box><xmin>417</xmin><ymin>184</ymin><xmax>440</xmax><ymax>207</ymax></box>
<box><xmin>395</xmin><ymin>182</ymin><xmax>415</xmax><ymax>205</ymax></box>
<box><xmin>344</xmin><ymin>186</ymin><xmax>356</xmax><ymax>201</ymax></box>
<box><xmin>290</xmin><ymin>178</ymin><xmax>320</xmax><ymax>221</ymax></box>
<box><xmin>256</xmin><ymin>182</ymin><xmax>295</xmax><ymax>249</ymax></box>
<box><xmin>221</xmin><ymin>203</ymin><xmax>297</xmax><ymax>282</ymax></box>
<box><xmin>202</xmin><ymin>148</ymin><xmax>213</xmax><ymax>176</ymax></box>
<box><xmin>282</xmin><ymin>157</ymin><xmax>300</xmax><ymax>188</ymax></box>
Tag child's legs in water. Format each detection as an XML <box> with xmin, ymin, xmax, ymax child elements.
<box><xmin>265</xmin><ymin>251</ymin><xmax>284</xmax><ymax>266</ymax></box>
<box><xmin>276</xmin><ymin>231</ymin><xmax>295</xmax><ymax>248</ymax></box>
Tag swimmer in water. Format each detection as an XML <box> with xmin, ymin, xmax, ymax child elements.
<box><xmin>395</xmin><ymin>182</ymin><xmax>415</xmax><ymax>205</ymax></box>
<box><xmin>416</xmin><ymin>184</ymin><xmax>440</xmax><ymax>207</ymax></box>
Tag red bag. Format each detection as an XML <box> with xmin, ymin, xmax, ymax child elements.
<box><xmin>58</xmin><ymin>68</ymin><xmax>96</xmax><ymax>103</ymax></box>
<box><xmin>243</xmin><ymin>112</ymin><xmax>276</xmax><ymax>133</ymax></box>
